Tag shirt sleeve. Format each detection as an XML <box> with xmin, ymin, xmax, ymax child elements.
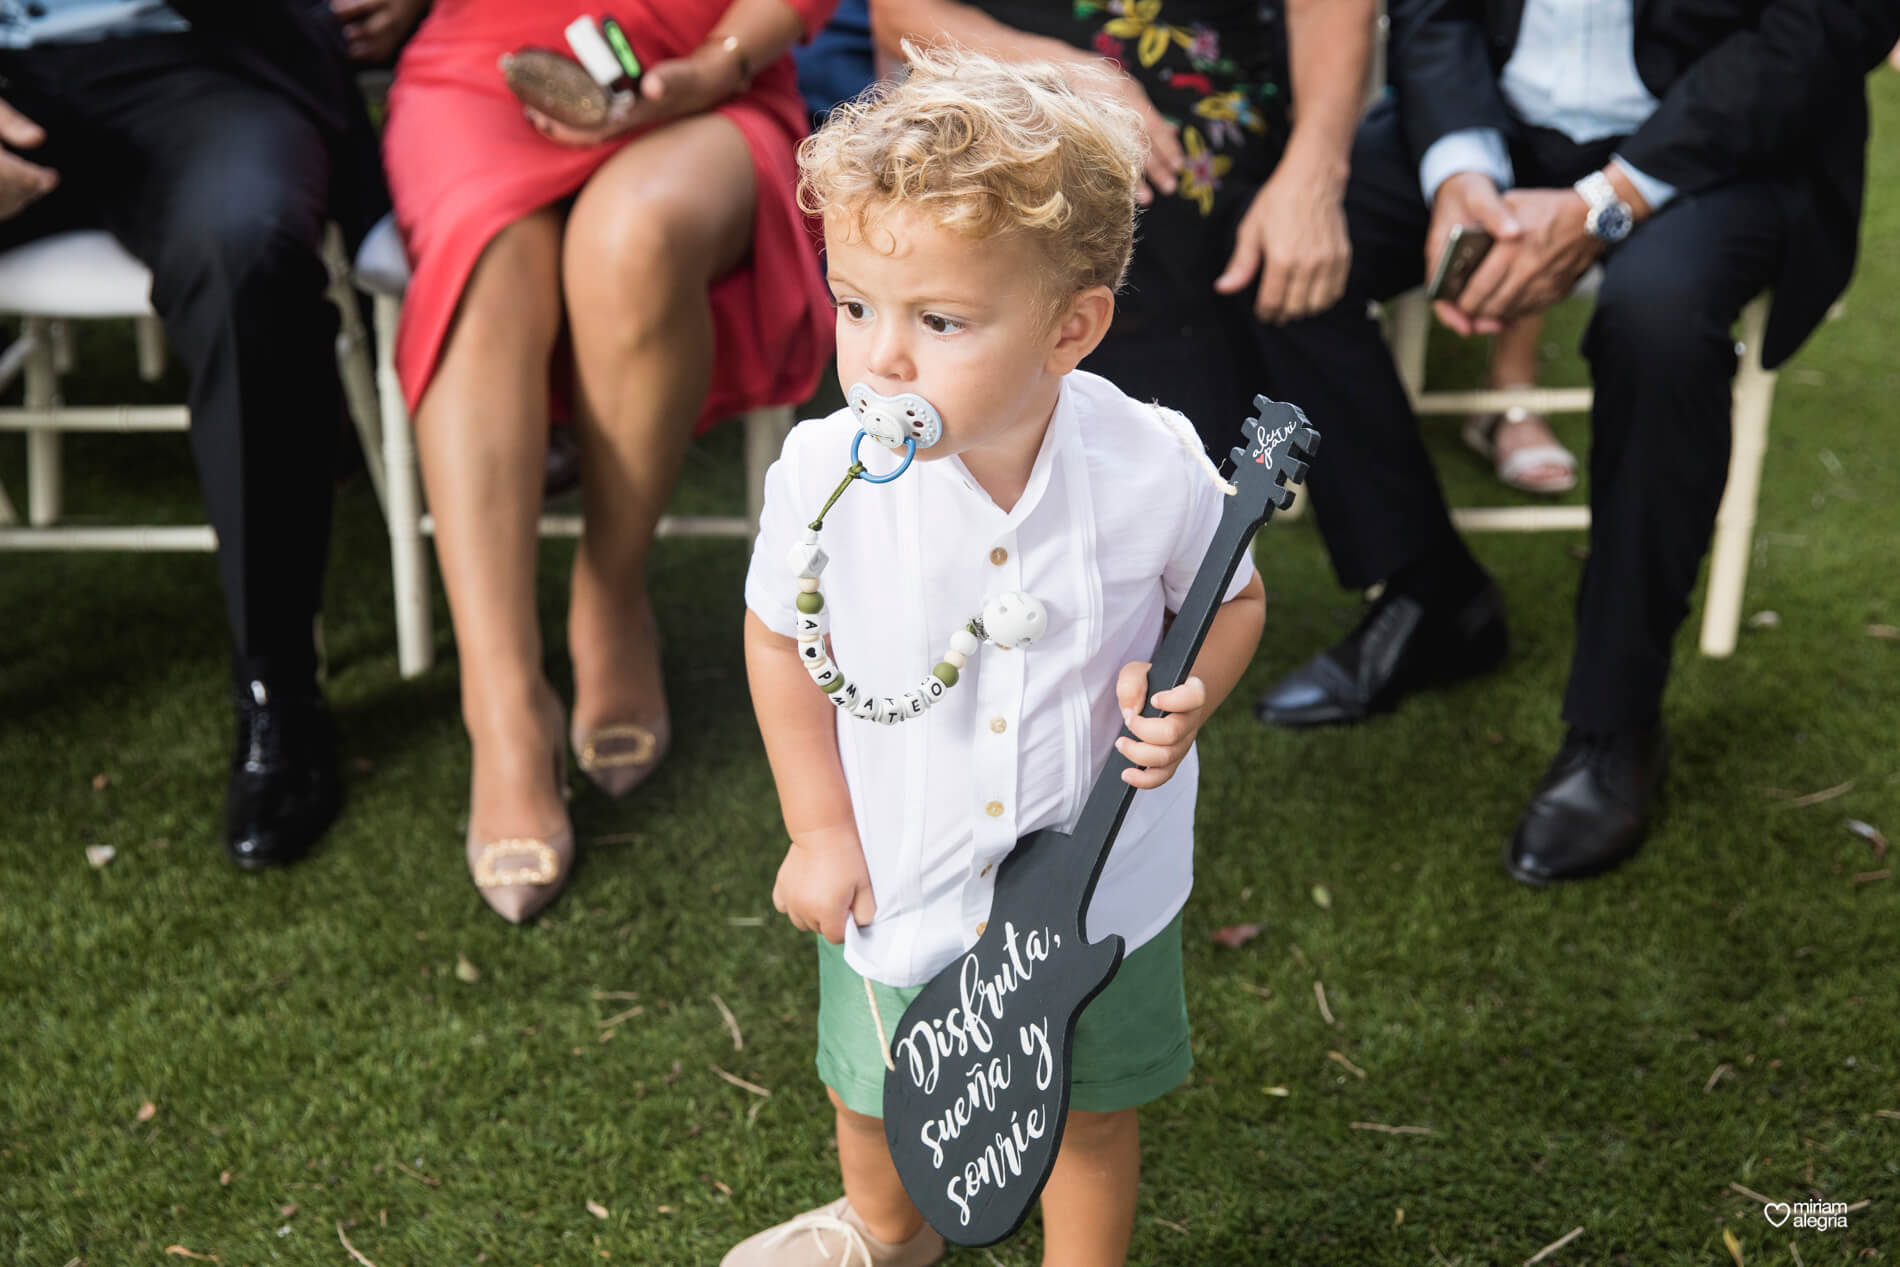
<box><xmin>1160</xmin><ymin>437</ymin><xmax>1257</xmax><ymax>615</ymax></box>
<box><xmin>1418</xmin><ymin>126</ymin><xmax>1515</xmax><ymax>204</ymax></box>
<box><xmin>743</xmin><ymin>428</ymin><xmax>808</xmax><ymax>640</ymax></box>
<box><xmin>1610</xmin><ymin>154</ymin><xmax>1679</xmax><ymax>215</ymax></box>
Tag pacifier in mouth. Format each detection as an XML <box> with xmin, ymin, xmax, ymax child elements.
<box><xmin>845</xmin><ymin>382</ymin><xmax>943</xmax><ymax>483</ymax></box>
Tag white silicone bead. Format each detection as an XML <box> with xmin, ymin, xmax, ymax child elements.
<box><xmin>981</xmin><ymin>589</ymin><xmax>1049</xmax><ymax>648</ymax></box>
<box><xmin>785</xmin><ymin>539</ymin><xmax>830</xmax><ymax>579</ymax></box>
<box><xmin>950</xmin><ymin>629</ymin><xmax>980</xmax><ymax>658</ymax></box>
<box><xmin>944</xmin><ymin>649</ymin><xmax>967</xmax><ymax>670</ymax></box>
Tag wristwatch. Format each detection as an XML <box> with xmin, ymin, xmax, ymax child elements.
<box><xmin>1573</xmin><ymin>171</ymin><xmax>1634</xmax><ymax>245</ymax></box>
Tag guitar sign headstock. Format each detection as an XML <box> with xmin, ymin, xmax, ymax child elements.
<box><xmin>1227</xmin><ymin>395</ymin><xmax>1319</xmax><ymax>518</ymax></box>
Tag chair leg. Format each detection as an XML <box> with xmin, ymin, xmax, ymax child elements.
<box><xmin>1389</xmin><ymin>290</ymin><xmax>1431</xmax><ymax>406</ymax></box>
<box><xmin>1699</xmin><ymin>294</ymin><xmax>1778</xmax><ymax>658</ymax></box>
<box><xmin>25</xmin><ymin>317</ymin><xmax>61</xmax><ymax>527</ymax></box>
<box><xmin>326</xmin><ymin>228</ymin><xmax>388</xmax><ymax>513</ymax></box>
<box><xmin>375</xmin><ymin>292</ymin><xmax>434</xmax><ymax>678</ymax></box>
<box><xmin>744</xmin><ymin>403</ymin><xmax>793</xmax><ymax>534</ymax></box>
<box><xmin>134</xmin><ymin>314</ymin><xmax>166</xmax><ymax>382</ymax></box>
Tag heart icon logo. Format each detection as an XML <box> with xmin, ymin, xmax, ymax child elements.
<box><xmin>1764</xmin><ymin>1202</ymin><xmax>1792</xmax><ymax>1227</ymax></box>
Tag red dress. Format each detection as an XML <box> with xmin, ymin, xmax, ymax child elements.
<box><xmin>384</xmin><ymin>0</ymin><xmax>838</xmax><ymax>429</ymax></box>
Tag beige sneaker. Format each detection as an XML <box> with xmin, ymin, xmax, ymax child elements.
<box><xmin>720</xmin><ymin>1196</ymin><xmax>945</xmax><ymax>1267</ymax></box>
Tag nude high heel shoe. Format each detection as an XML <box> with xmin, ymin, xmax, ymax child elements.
<box><xmin>466</xmin><ymin>695</ymin><xmax>574</xmax><ymax>924</ymax></box>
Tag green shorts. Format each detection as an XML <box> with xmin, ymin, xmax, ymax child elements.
<box><xmin>815</xmin><ymin>910</ymin><xmax>1192</xmax><ymax>1118</ymax></box>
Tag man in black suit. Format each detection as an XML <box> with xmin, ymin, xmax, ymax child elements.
<box><xmin>0</xmin><ymin>0</ymin><xmax>418</xmax><ymax>867</ymax></box>
<box><xmin>1252</xmin><ymin>0</ymin><xmax>1900</xmax><ymax>884</ymax></box>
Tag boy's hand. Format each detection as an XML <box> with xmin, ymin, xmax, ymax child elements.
<box><xmin>1112</xmin><ymin>663</ymin><xmax>1210</xmax><ymax>790</ymax></box>
<box><xmin>772</xmin><ymin>824</ymin><xmax>877</xmax><ymax>945</ymax></box>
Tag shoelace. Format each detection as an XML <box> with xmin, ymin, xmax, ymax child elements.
<box><xmin>241</xmin><ymin>698</ymin><xmax>282</xmax><ymax>770</ymax></box>
<box><xmin>761</xmin><ymin>1205</ymin><xmax>878</xmax><ymax>1267</ymax></box>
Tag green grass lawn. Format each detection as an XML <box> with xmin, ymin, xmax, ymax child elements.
<box><xmin>4</xmin><ymin>81</ymin><xmax>1899</xmax><ymax>1267</ymax></box>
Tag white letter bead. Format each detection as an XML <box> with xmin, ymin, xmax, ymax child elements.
<box><xmin>799</xmin><ymin>641</ymin><xmax>825</xmax><ymax>665</ymax></box>
<box><xmin>793</xmin><ymin>610</ymin><xmax>826</xmax><ymax>638</ymax></box>
<box><xmin>829</xmin><ymin>682</ymin><xmax>860</xmax><ymax>710</ymax></box>
<box><xmin>944</xmin><ymin>649</ymin><xmax>967</xmax><ymax>670</ymax></box>
<box><xmin>810</xmin><ymin>662</ymin><xmax>839</xmax><ymax>687</ymax></box>
<box><xmin>851</xmin><ymin>694</ymin><xmax>879</xmax><ymax>720</ymax></box>
<box><xmin>923</xmin><ymin>676</ymin><xmax>947</xmax><ymax>702</ymax></box>
<box><xmin>950</xmin><ymin>629</ymin><xmax>980</xmax><ymax>657</ymax></box>
<box><xmin>785</xmin><ymin>540</ymin><xmax>829</xmax><ymax>579</ymax></box>
<box><xmin>901</xmin><ymin>689</ymin><xmax>926</xmax><ymax>717</ymax></box>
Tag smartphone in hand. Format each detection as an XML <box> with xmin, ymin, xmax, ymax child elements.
<box><xmin>1427</xmin><ymin>223</ymin><xmax>1494</xmax><ymax>303</ymax></box>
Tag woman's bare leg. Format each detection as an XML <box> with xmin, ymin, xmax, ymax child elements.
<box><xmin>1038</xmin><ymin>1108</ymin><xmax>1140</xmax><ymax>1267</ymax></box>
<box><xmin>561</xmin><ymin>113</ymin><xmax>758</xmax><ymax>748</ymax></box>
<box><xmin>413</xmin><ymin>210</ymin><xmax>569</xmax><ymax>850</ymax></box>
<box><xmin>1485</xmin><ymin>313</ymin><xmax>1572</xmax><ymax>485</ymax></box>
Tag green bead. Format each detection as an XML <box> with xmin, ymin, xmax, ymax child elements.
<box><xmin>796</xmin><ymin>591</ymin><xmax>825</xmax><ymax>614</ymax></box>
<box><xmin>820</xmin><ymin>674</ymin><xmax>846</xmax><ymax>693</ymax></box>
<box><xmin>932</xmin><ymin>662</ymin><xmax>959</xmax><ymax>687</ymax></box>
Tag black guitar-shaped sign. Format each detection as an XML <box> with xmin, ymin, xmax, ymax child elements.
<box><xmin>880</xmin><ymin>396</ymin><xmax>1320</xmax><ymax>1246</ymax></box>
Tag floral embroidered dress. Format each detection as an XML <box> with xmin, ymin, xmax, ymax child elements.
<box><xmin>973</xmin><ymin>0</ymin><xmax>1292</xmax><ymax>445</ymax></box>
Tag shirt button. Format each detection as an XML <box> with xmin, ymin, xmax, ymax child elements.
<box><xmin>989</xmin><ymin>546</ymin><xmax>1008</xmax><ymax>565</ymax></box>
<box><xmin>989</xmin><ymin>716</ymin><xmax>1007</xmax><ymax>735</ymax></box>
<box><xmin>985</xmin><ymin>800</ymin><xmax>1004</xmax><ymax>817</ymax></box>
<box><xmin>980</xmin><ymin>862</ymin><xmax>993</xmax><ymax>877</ymax></box>
<box><xmin>976</xmin><ymin>921</ymin><xmax>988</xmax><ymax>936</ymax></box>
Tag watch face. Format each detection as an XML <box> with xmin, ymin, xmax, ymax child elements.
<box><xmin>1593</xmin><ymin>202</ymin><xmax>1634</xmax><ymax>243</ymax></box>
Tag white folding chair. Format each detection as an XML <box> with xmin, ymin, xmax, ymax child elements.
<box><xmin>351</xmin><ymin>215</ymin><xmax>796</xmax><ymax>680</ymax></box>
<box><xmin>0</xmin><ymin>227</ymin><xmax>386</xmax><ymax>550</ymax></box>
<box><xmin>1384</xmin><ymin>281</ymin><xmax>1778</xmax><ymax>658</ymax></box>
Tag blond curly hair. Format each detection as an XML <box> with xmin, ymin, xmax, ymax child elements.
<box><xmin>798</xmin><ymin>42</ymin><xmax>1146</xmax><ymax>310</ymax></box>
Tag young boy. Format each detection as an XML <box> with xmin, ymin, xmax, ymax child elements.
<box><xmin>730</xmin><ymin>45</ymin><xmax>1267</xmax><ymax>1267</ymax></box>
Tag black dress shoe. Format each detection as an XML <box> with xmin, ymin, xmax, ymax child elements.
<box><xmin>226</xmin><ymin>678</ymin><xmax>342</xmax><ymax>869</ymax></box>
<box><xmin>1254</xmin><ymin>580</ymin><xmax>1509</xmax><ymax>727</ymax></box>
<box><xmin>1505</xmin><ymin>723</ymin><xmax>1670</xmax><ymax>886</ymax></box>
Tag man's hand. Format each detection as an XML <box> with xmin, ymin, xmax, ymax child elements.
<box><xmin>0</xmin><ymin>99</ymin><xmax>57</xmax><ymax>222</ymax></box>
<box><xmin>1425</xmin><ymin>170</ymin><xmax>1522</xmax><ymax>336</ymax></box>
<box><xmin>1215</xmin><ymin>155</ymin><xmax>1352</xmax><ymax>322</ymax></box>
<box><xmin>1456</xmin><ymin>187</ymin><xmax>1602</xmax><ymax>326</ymax></box>
<box><xmin>772</xmin><ymin>824</ymin><xmax>877</xmax><ymax>945</ymax></box>
<box><xmin>1112</xmin><ymin>664</ymin><xmax>1211</xmax><ymax>790</ymax></box>
<box><xmin>331</xmin><ymin>0</ymin><xmax>427</xmax><ymax>64</ymax></box>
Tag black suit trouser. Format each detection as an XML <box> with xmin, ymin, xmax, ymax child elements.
<box><xmin>1255</xmin><ymin>100</ymin><xmax>1785</xmax><ymax>732</ymax></box>
<box><xmin>0</xmin><ymin>32</ymin><xmax>344</xmax><ymax>682</ymax></box>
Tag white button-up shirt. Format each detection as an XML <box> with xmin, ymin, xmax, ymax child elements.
<box><xmin>1416</xmin><ymin>0</ymin><xmax>1678</xmax><ymax>211</ymax></box>
<box><xmin>745</xmin><ymin>371</ymin><xmax>1255</xmax><ymax>987</ymax></box>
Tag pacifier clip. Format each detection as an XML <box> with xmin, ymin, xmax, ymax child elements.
<box><xmin>789</xmin><ymin>385</ymin><xmax>1047</xmax><ymax>725</ymax></box>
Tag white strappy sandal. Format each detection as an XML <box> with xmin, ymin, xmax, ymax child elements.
<box><xmin>1462</xmin><ymin>400</ymin><xmax>1579</xmax><ymax>495</ymax></box>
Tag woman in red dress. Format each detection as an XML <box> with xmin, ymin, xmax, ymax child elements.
<box><xmin>384</xmin><ymin>0</ymin><xmax>837</xmax><ymax>923</ymax></box>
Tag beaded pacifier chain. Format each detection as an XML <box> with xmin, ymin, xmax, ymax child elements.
<box><xmin>789</xmin><ymin>384</ymin><xmax>1048</xmax><ymax>725</ymax></box>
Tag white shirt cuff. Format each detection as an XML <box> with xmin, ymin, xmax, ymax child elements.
<box><xmin>1610</xmin><ymin>154</ymin><xmax>1678</xmax><ymax>214</ymax></box>
<box><xmin>1418</xmin><ymin>128</ymin><xmax>1514</xmax><ymax>205</ymax></box>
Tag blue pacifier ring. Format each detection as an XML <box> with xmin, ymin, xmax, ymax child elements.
<box><xmin>852</xmin><ymin>430</ymin><xmax>917</xmax><ymax>483</ymax></box>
